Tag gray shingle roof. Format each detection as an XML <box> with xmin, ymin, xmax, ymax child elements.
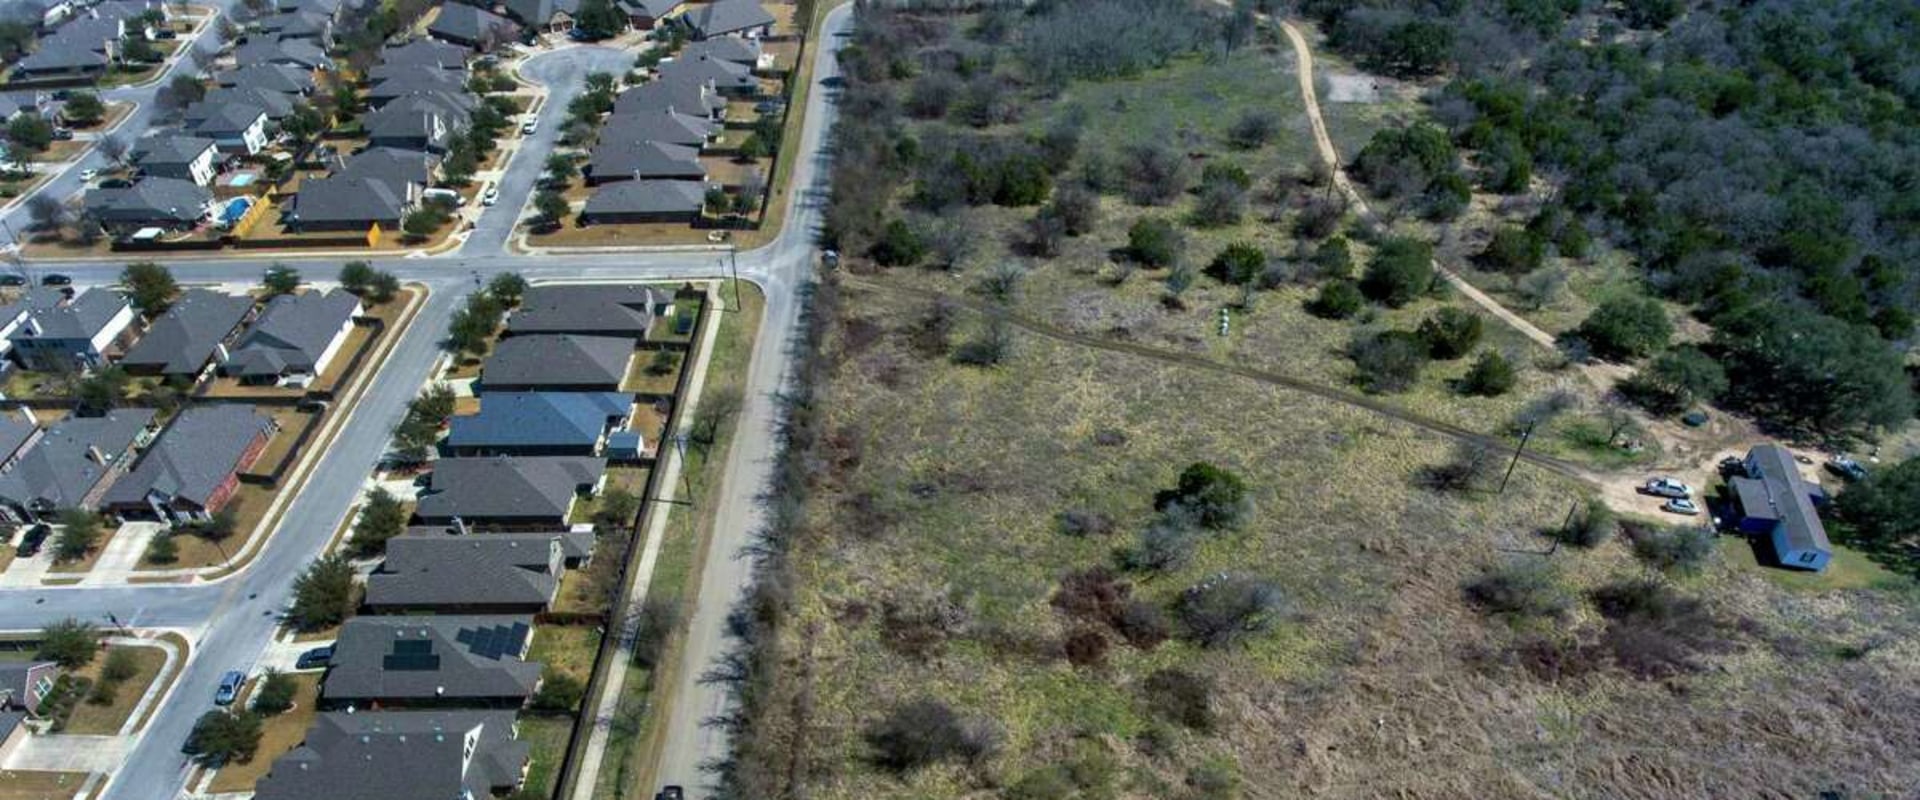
<box><xmin>613</xmin><ymin>75</ymin><xmax>725</xmax><ymax>116</ymax></box>
<box><xmin>0</xmin><ymin>414</ymin><xmax>34</xmax><ymax>464</ymax></box>
<box><xmin>234</xmin><ymin>38</ymin><xmax>333</xmax><ymax>69</ymax></box>
<box><xmin>502</xmin><ymin>0</ymin><xmax>579</xmax><ymax>26</ymax></box>
<box><xmin>14</xmin><ymin>287</ymin><xmax>132</xmax><ymax>340</ymax></box>
<box><xmin>482</xmin><ymin>334</ymin><xmax>633</xmax><ymax>389</ymax></box>
<box><xmin>0</xmin><ymin>409</ymin><xmax>154</xmax><ymax>514</ymax></box>
<box><xmin>129</xmin><ymin>135</ymin><xmax>217</xmax><ymax>168</ymax></box>
<box><xmin>599</xmin><ymin>109</ymin><xmax>719</xmax><ymax>148</ymax></box>
<box><xmin>446</xmin><ymin>391</ymin><xmax>633</xmax><ymax>452</ymax></box>
<box><xmin>102</xmin><ymin>405</ymin><xmax>274</xmax><ymax>510</ymax></box>
<box><xmin>225</xmin><ymin>289</ymin><xmax>360</xmax><ymax>377</ymax></box>
<box><xmin>378</xmin><ymin>38</ymin><xmax>470</xmax><ymax>70</ymax></box>
<box><xmin>288</xmin><ymin>175</ymin><xmax>407</xmax><ymax>226</ymax></box>
<box><xmin>366</xmin><ymin>532</ymin><xmax>571</xmax><ymax>609</ymax></box>
<box><xmin>255</xmin><ymin>710</ymin><xmax>529</xmax><ymax>800</ymax></box>
<box><xmin>200</xmin><ymin>87</ymin><xmax>295</xmax><ymax>120</ymax></box>
<box><xmin>335</xmin><ymin>146</ymin><xmax>437</xmax><ymax>193</ymax></box>
<box><xmin>683</xmin><ymin>0</ymin><xmax>774</xmax><ymax>37</ymax></box>
<box><xmin>187</xmin><ymin>101</ymin><xmax>266</xmax><ymax>137</ymax></box>
<box><xmin>118</xmin><ymin>290</ymin><xmax>253</xmax><ymax>375</ymax></box>
<box><xmin>507</xmin><ymin>284</ymin><xmax>663</xmax><ymax>337</ymax></box>
<box><xmin>322</xmin><ymin>615</ymin><xmax>543</xmax><ymax>703</ymax></box>
<box><xmin>587</xmin><ymin>139</ymin><xmax>705</xmax><ymax>182</ymax></box>
<box><xmin>216</xmin><ymin>64</ymin><xmax>317</xmax><ymax>95</ymax></box>
<box><xmin>622</xmin><ymin>0</ymin><xmax>686</xmax><ymax>18</ymax></box>
<box><xmin>413</xmin><ymin>455</ymin><xmax>606</xmax><ymax>524</ymax></box>
<box><xmin>1742</xmin><ymin>444</ymin><xmax>1832</xmax><ymax>555</ymax></box>
<box><xmin>364</xmin><ymin>68</ymin><xmax>467</xmax><ymax>106</ymax></box>
<box><xmin>679</xmin><ymin>35</ymin><xmax>760</xmax><ymax>65</ymax></box>
<box><xmin>0</xmin><ymin>92</ymin><xmax>44</xmax><ymax>120</ymax></box>
<box><xmin>657</xmin><ymin>53</ymin><xmax>757</xmax><ymax>92</ymax></box>
<box><xmin>83</xmin><ymin>178</ymin><xmax>212</xmax><ymax>225</ymax></box>
<box><xmin>583</xmin><ymin>179</ymin><xmax>707</xmax><ymax>218</ymax></box>
<box><xmin>427</xmin><ymin>3</ymin><xmax>518</xmax><ymax>45</ymax></box>
<box><xmin>16</xmin><ymin>39</ymin><xmax>110</xmax><ymax>73</ymax></box>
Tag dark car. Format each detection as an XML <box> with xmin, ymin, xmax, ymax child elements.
<box><xmin>214</xmin><ymin>670</ymin><xmax>246</xmax><ymax>705</ymax></box>
<box><xmin>51</xmin><ymin>128</ymin><xmax>73</xmax><ymax>141</ymax></box>
<box><xmin>294</xmin><ymin>645</ymin><xmax>335</xmax><ymax>670</ymax></box>
<box><xmin>655</xmin><ymin>788</ymin><xmax>684</xmax><ymax>800</ymax></box>
<box><xmin>155</xmin><ymin>28</ymin><xmax>177</xmax><ymax>39</ymax></box>
<box><xmin>41</xmin><ymin>274</ymin><xmax>71</xmax><ymax>287</ymax></box>
<box><xmin>15</xmin><ymin>524</ymin><xmax>51</xmax><ymax>557</ymax></box>
<box><xmin>0</xmin><ymin>274</ymin><xmax>24</xmax><ymax>287</ymax></box>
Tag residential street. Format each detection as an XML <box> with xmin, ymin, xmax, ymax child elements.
<box><xmin>0</xmin><ymin>2</ymin><xmax>852</xmax><ymax>798</ymax></box>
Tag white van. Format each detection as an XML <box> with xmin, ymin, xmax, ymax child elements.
<box><xmin>423</xmin><ymin>187</ymin><xmax>463</xmax><ymax>206</ymax></box>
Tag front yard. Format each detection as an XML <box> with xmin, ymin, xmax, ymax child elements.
<box><xmin>206</xmin><ymin>672</ymin><xmax>322</xmax><ymax>793</ymax></box>
<box><xmin>59</xmin><ymin>641</ymin><xmax>168</xmax><ymax>735</ymax></box>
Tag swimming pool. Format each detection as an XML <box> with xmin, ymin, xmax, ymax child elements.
<box><xmin>228</xmin><ymin>173</ymin><xmax>257</xmax><ymax>187</ymax></box>
<box><xmin>220</xmin><ymin>197</ymin><xmax>253</xmax><ymax>225</ymax></box>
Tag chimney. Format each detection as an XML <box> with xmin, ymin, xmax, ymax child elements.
<box><xmin>85</xmin><ymin>444</ymin><xmax>106</xmax><ymax>464</ymax></box>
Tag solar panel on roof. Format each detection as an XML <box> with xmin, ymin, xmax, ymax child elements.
<box><xmin>383</xmin><ymin>638</ymin><xmax>441</xmax><ymax>671</ymax></box>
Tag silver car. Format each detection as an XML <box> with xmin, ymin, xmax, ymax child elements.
<box><xmin>1662</xmin><ymin>498</ymin><xmax>1701</xmax><ymax>516</ymax></box>
<box><xmin>1642</xmin><ymin>477</ymin><xmax>1691</xmax><ymax>499</ymax></box>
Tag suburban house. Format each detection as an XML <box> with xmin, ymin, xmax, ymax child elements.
<box><xmin>129</xmin><ymin>135</ymin><xmax>221</xmax><ymax>186</ymax></box>
<box><xmin>481</xmin><ymin>334</ymin><xmax>634</xmax><ymax>392</ymax></box>
<box><xmin>320</xmin><ymin>615</ymin><xmax>544</xmax><ymax>708</ymax></box>
<box><xmin>582</xmin><ymin>179</ymin><xmax>708</xmax><ymax>225</ymax></box>
<box><xmin>612</xmin><ymin>77</ymin><xmax>726</xmax><ymax>119</ymax></box>
<box><xmin>363</xmin><ymin>67</ymin><xmax>468</xmax><ymax>107</ymax></box>
<box><xmin>12</xmin><ymin>16</ymin><xmax>123</xmax><ymax>79</ymax></box>
<box><xmin>187</xmin><ymin>102</ymin><xmax>270</xmax><ymax>155</ymax></box>
<box><xmin>502</xmin><ymin>0</ymin><xmax>578</xmax><ymax>33</ymax></box>
<box><xmin>196</xmin><ymin>86</ymin><xmax>295</xmax><ymax>122</ymax></box>
<box><xmin>585</xmin><ymin>139</ymin><xmax>707</xmax><ymax>185</ymax></box>
<box><xmin>337</xmin><ymin>146</ymin><xmax>439</xmax><ymax>190</ymax></box>
<box><xmin>0</xmin><ymin>414</ymin><xmax>40</xmax><ymax>472</ymax></box>
<box><xmin>0</xmin><ymin>1</ymin><xmax>74</xmax><ymax>31</ymax></box>
<box><xmin>217</xmin><ymin>64</ymin><xmax>318</xmax><ymax>96</ymax></box>
<box><xmin>680</xmin><ymin>34</ymin><xmax>766</xmax><ymax>68</ymax></box>
<box><xmin>600</xmin><ymin>109</ymin><xmax>721</xmax><ymax>149</ymax></box>
<box><xmin>81</xmin><ymin>177</ymin><xmax>216</xmax><ymax>237</ymax></box>
<box><xmin>0</xmin><ymin>409</ymin><xmax>157</xmax><ymax>524</ymax></box>
<box><xmin>405</xmin><ymin>522</ymin><xmax>596</xmax><ymax>568</ymax></box>
<box><xmin>413</xmin><ymin>455</ymin><xmax>608</xmax><ymax>528</ymax></box>
<box><xmin>221</xmin><ymin>289</ymin><xmax>362</xmax><ymax>385</ymax></box>
<box><xmin>284</xmin><ymin>175</ymin><xmax>415</xmax><ymax>232</ymax></box>
<box><xmin>0</xmin><ymin>92</ymin><xmax>51</xmax><ymax>123</ymax></box>
<box><xmin>363</xmin><ymin>93</ymin><xmax>470</xmax><ymax>152</ymax></box>
<box><xmin>657</xmin><ymin>53</ymin><xmax>759</xmax><ymax>95</ymax></box>
<box><xmin>365</xmin><ymin>532</ymin><xmax>589</xmax><ymax>613</ymax></box>
<box><xmin>118</xmin><ymin>289</ymin><xmax>255</xmax><ymax>378</ymax></box>
<box><xmin>233</xmin><ymin>38</ymin><xmax>333</xmax><ymax>70</ymax></box>
<box><xmin>100</xmin><ymin>404</ymin><xmax>277</xmax><ymax>524</ymax></box>
<box><xmin>275</xmin><ymin>0</ymin><xmax>344</xmax><ymax>17</ymax></box>
<box><xmin>680</xmin><ymin>0</ymin><xmax>774</xmax><ymax>39</ymax></box>
<box><xmin>257</xmin><ymin>9</ymin><xmax>334</xmax><ymax>45</ymax></box>
<box><xmin>253</xmin><ymin>711</ymin><xmax>530</xmax><ymax>800</ymax></box>
<box><xmin>1729</xmin><ymin>444</ymin><xmax>1833</xmax><ymax>572</ymax></box>
<box><xmin>445</xmin><ymin>391</ymin><xmax>634</xmax><ymax>456</ymax></box>
<box><xmin>0</xmin><ymin>711</ymin><xmax>25</xmax><ymax>765</ymax></box>
<box><xmin>427</xmin><ymin>3</ymin><xmax>520</xmax><ymax>50</ymax></box>
<box><xmin>376</xmin><ymin>38</ymin><xmax>471</xmax><ymax>72</ymax></box>
<box><xmin>621</xmin><ymin>0</ymin><xmax>685</xmax><ymax>30</ymax></box>
<box><xmin>0</xmin><ymin>660</ymin><xmax>59</xmax><ymax>715</ymax></box>
<box><xmin>6</xmin><ymin>288</ymin><xmax>138</xmax><ymax>371</ymax></box>
<box><xmin>506</xmin><ymin>284</ymin><xmax>666</xmax><ymax>338</ymax></box>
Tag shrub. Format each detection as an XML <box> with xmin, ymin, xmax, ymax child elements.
<box><xmin>1049</xmin><ymin>183</ymin><xmax>1099</xmax><ymax>235</ymax></box>
<box><xmin>1175</xmin><ymin>573</ymin><xmax>1284</xmax><ymax>649</ymax></box>
<box><xmin>1313</xmin><ymin>236</ymin><xmax>1354</xmax><ymax>279</ymax></box>
<box><xmin>1127</xmin><ymin>218</ymin><xmax>1180</xmax><ymax>267</ymax></box>
<box><xmin>1554</xmin><ymin>497</ymin><xmax>1617</xmax><ymax>548</ymax></box>
<box><xmin>1114</xmin><ymin>600</ymin><xmax>1171</xmax><ymax>649</ymax></box>
<box><xmin>1121</xmin><ymin>514</ymin><xmax>1199</xmax><ymax>573</ymax></box>
<box><xmin>1143</xmin><ymin>668</ymin><xmax>1215</xmax><ymax>731</ymax></box>
<box><xmin>1153</xmin><ymin>462</ymin><xmax>1251</xmax><ymax>530</ymax></box>
<box><xmin>1420</xmin><ymin>442</ymin><xmax>1499</xmax><ymax>493</ymax></box>
<box><xmin>1578</xmin><ymin>296</ymin><xmax>1672</xmax><ymax>360</ymax></box>
<box><xmin>1205</xmin><ymin>242</ymin><xmax>1265</xmax><ymax>285</ymax></box>
<box><xmin>1620</xmin><ymin>346</ymin><xmax>1726</xmax><ymax>414</ymax></box>
<box><xmin>1351</xmin><ymin>329</ymin><xmax>1429</xmax><ymax>393</ymax></box>
<box><xmin>1480</xmin><ymin>226</ymin><xmax>1546</xmax><ymax>275</ymax></box>
<box><xmin>1460</xmin><ymin>350</ymin><xmax>1516</xmax><ymax>396</ymax></box>
<box><xmin>1307</xmin><ymin>279</ymin><xmax>1364</xmax><ymax>319</ymax></box>
<box><xmin>1463</xmin><ymin>562</ymin><xmax>1570</xmax><ymax>621</ymax></box>
<box><xmin>952</xmin><ymin>319</ymin><xmax>1013</xmax><ymax>367</ymax></box>
<box><xmin>37</xmin><ymin>619</ymin><xmax>98</xmax><ymax>668</ymax></box>
<box><xmin>865</xmin><ymin>698</ymin><xmax>999</xmax><ymax>773</ymax></box>
<box><xmin>1057</xmin><ymin>509</ymin><xmax>1114</xmax><ymax>537</ymax></box>
<box><xmin>1588</xmin><ymin>579</ymin><xmax>1727</xmax><ymax>679</ymax></box>
<box><xmin>144</xmin><ymin>532</ymin><xmax>178</xmax><ymax>564</ymax></box>
<box><xmin>1226</xmin><ymin>108</ymin><xmax>1281</xmax><ymax>149</ymax></box>
<box><xmin>185</xmin><ymin>711</ymin><xmax>263</xmax><ymax>768</ymax></box>
<box><xmin>1629</xmin><ymin>525</ymin><xmax>1715</xmax><ymax>575</ymax></box>
<box><xmin>1359</xmin><ymin>237</ymin><xmax>1435</xmax><ymax>307</ymax></box>
<box><xmin>1051</xmin><ymin>567</ymin><xmax>1131</xmax><ymax>624</ymax></box>
<box><xmin>530</xmin><ymin>670</ymin><xmax>585</xmax><ymax>711</ymax></box>
<box><xmin>1190</xmin><ymin>179</ymin><xmax>1248</xmax><ymax>227</ymax></box>
<box><xmin>253</xmin><ymin>669</ymin><xmax>296</xmax><ymax>715</ymax></box>
<box><xmin>869</xmin><ymin>219</ymin><xmax>926</xmax><ymax>267</ymax></box>
<box><xmin>101</xmin><ymin>647</ymin><xmax>139</xmax><ymax>683</ymax></box>
<box><xmin>1416</xmin><ymin>307</ymin><xmax>1483</xmax><ymax>359</ymax></box>
<box><xmin>1063</xmin><ymin>628</ymin><xmax>1110</xmax><ymax>667</ymax></box>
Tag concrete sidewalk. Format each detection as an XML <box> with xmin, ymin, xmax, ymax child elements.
<box><xmin>82</xmin><ymin>523</ymin><xmax>164</xmax><ymax>586</ymax></box>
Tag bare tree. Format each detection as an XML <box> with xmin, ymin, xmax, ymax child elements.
<box><xmin>97</xmin><ymin>133</ymin><xmax>129</xmax><ymax>167</ymax></box>
<box><xmin>26</xmin><ymin>194</ymin><xmax>67</xmax><ymax>232</ymax></box>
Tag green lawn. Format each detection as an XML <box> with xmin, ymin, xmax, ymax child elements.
<box><xmin>517</xmin><ymin>715</ymin><xmax>575</xmax><ymax>800</ymax></box>
<box><xmin>1717</xmin><ymin>537</ymin><xmax>1913</xmax><ymax>594</ymax></box>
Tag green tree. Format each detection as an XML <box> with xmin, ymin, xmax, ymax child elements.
<box><xmin>6</xmin><ymin>114</ymin><xmax>52</xmax><ymax>153</ymax></box>
<box><xmin>53</xmin><ymin>510</ymin><xmax>100</xmax><ymax>563</ymax></box>
<box><xmin>870</xmin><ymin>219</ymin><xmax>926</xmax><ymax>267</ymax></box>
<box><xmin>1154</xmin><ymin>462</ymin><xmax>1250</xmax><ymax>530</ymax></box>
<box><xmin>368</xmin><ymin>272</ymin><xmax>402</xmax><ymax>304</ymax></box>
<box><xmin>252</xmin><ymin>670</ymin><xmax>296</xmax><ymax>715</ymax></box>
<box><xmin>572</xmin><ymin>0</ymin><xmax>627</xmax><ymax>39</ymax></box>
<box><xmin>1459</xmin><ymin>350</ymin><xmax>1516</xmax><ymax>397</ymax></box>
<box><xmin>402</xmin><ymin>207</ymin><xmax>446</xmax><ymax>239</ymax></box>
<box><xmin>1416</xmin><ymin>307</ymin><xmax>1483</xmax><ymax>360</ymax></box>
<box><xmin>1359</xmin><ymin>237</ymin><xmax>1435</xmax><ymax>307</ymax></box>
<box><xmin>337</xmin><ymin>261</ymin><xmax>377</xmax><ymax>296</ymax></box>
<box><xmin>145</xmin><ymin>532</ymin><xmax>178</xmax><ymax>564</ymax></box>
<box><xmin>1127</xmin><ymin>218</ymin><xmax>1180</xmax><ymax>268</ymax></box>
<box><xmin>121</xmin><ymin>262</ymin><xmax>177</xmax><ymax>313</ymax></box>
<box><xmin>1621</xmin><ymin>346</ymin><xmax>1726</xmax><ymax>414</ymax></box>
<box><xmin>263</xmin><ymin>265</ymin><xmax>301</xmax><ymax>297</ymax></box>
<box><xmin>36</xmin><ymin>618</ymin><xmax>99</xmax><ymax>668</ymax></box>
<box><xmin>1711</xmin><ymin>306</ymin><xmax>1912</xmax><ymax>435</ymax></box>
<box><xmin>288</xmin><ymin>555</ymin><xmax>355</xmax><ymax>632</ymax></box>
<box><xmin>189</xmin><ymin>508</ymin><xmax>240</xmax><ymax>543</ymax></box>
<box><xmin>1480</xmin><ymin>226</ymin><xmax>1545</xmax><ymax>275</ymax></box>
<box><xmin>281</xmin><ymin>103</ymin><xmax>327</xmax><ymax>143</ymax></box>
<box><xmin>1834</xmin><ymin>458</ymin><xmax>1920</xmax><ymax>573</ymax></box>
<box><xmin>1205</xmin><ymin>242</ymin><xmax>1265</xmax><ymax>286</ymax></box>
<box><xmin>487</xmin><ymin>273</ymin><xmax>528</xmax><ymax>306</ymax></box>
<box><xmin>1351</xmin><ymin>329</ymin><xmax>1429</xmax><ymax>393</ymax></box>
<box><xmin>75</xmin><ymin>366</ymin><xmax>130</xmax><ymax>413</ymax></box>
<box><xmin>1307</xmin><ymin>279</ymin><xmax>1364</xmax><ymax>319</ymax></box>
<box><xmin>1312</xmin><ymin>236</ymin><xmax>1354</xmax><ymax>279</ymax></box>
<box><xmin>1554</xmin><ymin>497</ymin><xmax>1617</xmax><ymax>548</ymax></box>
<box><xmin>62</xmin><ymin>92</ymin><xmax>105</xmax><ymax>126</ymax></box>
<box><xmin>447</xmin><ymin>293</ymin><xmax>504</xmax><ymax>357</ymax></box>
<box><xmin>532</xmin><ymin>190</ymin><xmax>569</xmax><ymax>226</ymax></box>
<box><xmin>1578</xmin><ymin>296</ymin><xmax>1671</xmax><ymax>360</ymax></box>
<box><xmin>543</xmin><ymin>153</ymin><xmax>577</xmax><ymax>187</ymax></box>
<box><xmin>350</xmin><ymin>487</ymin><xmax>408</xmax><ymax>557</ymax></box>
<box><xmin>592</xmin><ymin>487</ymin><xmax>641</xmax><ymax>531</ymax></box>
<box><xmin>184</xmin><ymin>710</ymin><xmax>263</xmax><ymax>768</ymax></box>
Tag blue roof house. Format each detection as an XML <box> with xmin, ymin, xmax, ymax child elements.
<box><xmin>1729</xmin><ymin>444</ymin><xmax>1833</xmax><ymax>572</ymax></box>
<box><xmin>445</xmin><ymin>392</ymin><xmax>634</xmax><ymax>456</ymax></box>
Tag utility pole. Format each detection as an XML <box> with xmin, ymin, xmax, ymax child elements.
<box><xmin>1499</xmin><ymin>420</ymin><xmax>1536</xmax><ymax>494</ymax></box>
<box><xmin>729</xmin><ymin>246</ymin><xmax>741</xmax><ymax>311</ymax></box>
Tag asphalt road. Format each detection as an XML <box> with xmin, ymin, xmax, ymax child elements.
<box><xmin>0</xmin><ymin>3</ymin><xmax>852</xmax><ymax>798</ymax></box>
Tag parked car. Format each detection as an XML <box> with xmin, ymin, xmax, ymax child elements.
<box><xmin>214</xmin><ymin>670</ymin><xmax>246</xmax><ymax>705</ymax></box>
<box><xmin>655</xmin><ymin>788</ymin><xmax>684</xmax><ymax>800</ymax></box>
<box><xmin>155</xmin><ymin>28</ymin><xmax>177</xmax><ymax>39</ymax></box>
<box><xmin>1826</xmin><ymin>455</ymin><xmax>1869</xmax><ymax>482</ymax></box>
<box><xmin>294</xmin><ymin>645</ymin><xmax>334</xmax><ymax>670</ymax></box>
<box><xmin>520</xmin><ymin>118</ymin><xmax>539</xmax><ymax>135</ymax></box>
<box><xmin>1641</xmin><ymin>477</ymin><xmax>1691</xmax><ymax>499</ymax></box>
<box><xmin>51</xmin><ymin>128</ymin><xmax>73</xmax><ymax>141</ymax></box>
<box><xmin>98</xmin><ymin>178</ymin><xmax>132</xmax><ymax>189</ymax></box>
<box><xmin>15</xmin><ymin>524</ymin><xmax>51</xmax><ymax>557</ymax></box>
<box><xmin>0</xmin><ymin>274</ymin><xmax>24</xmax><ymax>287</ymax></box>
<box><xmin>78</xmin><ymin>168</ymin><xmax>97</xmax><ymax>181</ymax></box>
<box><xmin>1662</xmin><ymin>498</ymin><xmax>1701</xmax><ymax>516</ymax></box>
<box><xmin>482</xmin><ymin>184</ymin><xmax>499</xmax><ymax>206</ymax></box>
<box><xmin>40</xmin><ymin>274</ymin><xmax>71</xmax><ymax>287</ymax></box>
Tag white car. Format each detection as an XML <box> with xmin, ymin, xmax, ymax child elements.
<box><xmin>78</xmin><ymin>168</ymin><xmax>98</xmax><ymax>181</ymax></box>
<box><xmin>1662</xmin><ymin>498</ymin><xmax>1701</xmax><ymax>516</ymax></box>
<box><xmin>481</xmin><ymin>185</ymin><xmax>499</xmax><ymax>206</ymax></box>
<box><xmin>520</xmin><ymin>118</ymin><xmax>538</xmax><ymax>135</ymax></box>
<box><xmin>1642</xmin><ymin>477</ymin><xmax>1691</xmax><ymax>499</ymax></box>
